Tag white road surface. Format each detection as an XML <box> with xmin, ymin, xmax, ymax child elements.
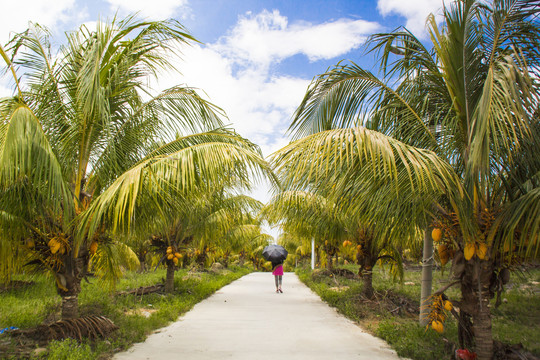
<box><xmin>113</xmin><ymin>272</ymin><xmax>403</xmax><ymax>359</ymax></box>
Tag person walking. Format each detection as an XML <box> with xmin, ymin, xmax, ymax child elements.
<box><xmin>262</xmin><ymin>244</ymin><xmax>288</xmax><ymax>293</ymax></box>
<box><xmin>272</xmin><ymin>261</ymin><xmax>284</xmax><ymax>293</ymax></box>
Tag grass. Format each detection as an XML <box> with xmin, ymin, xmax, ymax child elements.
<box><xmin>297</xmin><ymin>264</ymin><xmax>540</xmax><ymax>360</ymax></box>
<box><xmin>0</xmin><ymin>266</ymin><xmax>251</xmax><ymax>359</ymax></box>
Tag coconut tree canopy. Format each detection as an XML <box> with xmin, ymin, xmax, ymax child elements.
<box><xmin>275</xmin><ymin>1</ymin><xmax>540</xmax><ymax>358</ymax></box>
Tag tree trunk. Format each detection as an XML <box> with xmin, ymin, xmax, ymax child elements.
<box><xmin>57</xmin><ymin>253</ymin><xmax>86</xmax><ymax>319</ymax></box>
<box><xmin>420</xmin><ymin>227</ymin><xmax>434</xmax><ymax>325</ymax></box>
<box><xmin>357</xmin><ymin>246</ymin><xmax>375</xmax><ymax>299</ymax></box>
<box><xmin>137</xmin><ymin>250</ymin><xmax>147</xmax><ymax>273</ymax></box>
<box><xmin>362</xmin><ymin>270</ymin><xmax>374</xmax><ymax>299</ymax></box>
<box><xmin>473</xmin><ymin>301</ymin><xmax>493</xmax><ymax>360</ymax></box>
<box><xmin>61</xmin><ymin>294</ymin><xmax>79</xmax><ymax>319</ymax></box>
<box><xmin>139</xmin><ymin>261</ymin><xmax>146</xmax><ymax>273</ymax></box>
<box><xmin>165</xmin><ymin>262</ymin><xmax>175</xmax><ymax>293</ymax></box>
<box><xmin>326</xmin><ymin>252</ymin><xmax>333</xmax><ymax>270</ymax></box>
<box><xmin>457</xmin><ymin>311</ymin><xmax>474</xmax><ymax>350</ymax></box>
<box><xmin>239</xmin><ymin>251</ymin><xmax>245</xmax><ymax>266</ymax></box>
<box><xmin>460</xmin><ymin>259</ymin><xmax>495</xmax><ymax>360</ymax></box>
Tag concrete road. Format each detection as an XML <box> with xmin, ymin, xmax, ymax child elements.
<box><xmin>113</xmin><ymin>272</ymin><xmax>402</xmax><ymax>359</ymax></box>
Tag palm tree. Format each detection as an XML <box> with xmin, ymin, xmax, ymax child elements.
<box><xmin>147</xmin><ymin>190</ymin><xmax>266</xmax><ymax>292</ymax></box>
<box><xmin>263</xmin><ymin>190</ymin><xmax>347</xmax><ymax>270</ymax></box>
<box><xmin>209</xmin><ymin>197</ymin><xmax>272</xmax><ymax>267</ymax></box>
<box><xmin>264</xmin><ymin>189</ymin><xmax>405</xmax><ymax>298</ymax></box>
<box><xmin>0</xmin><ymin>17</ymin><xmax>273</xmax><ymax>319</ymax></box>
<box><xmin>273</xmin><ymin>1</ymin><xmax>540</xmax><ymax>358</ymax></box>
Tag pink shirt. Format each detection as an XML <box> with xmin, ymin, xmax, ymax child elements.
<box><xmin>272</xmin><ymin>264</ymin><xmax>284</xmax><ymax>276</ymax></box>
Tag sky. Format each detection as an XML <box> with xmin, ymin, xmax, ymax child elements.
<box><xmin>0</xmin><ymin>0</ymin><xmax>447</xmax><ymax>238</ymax></box>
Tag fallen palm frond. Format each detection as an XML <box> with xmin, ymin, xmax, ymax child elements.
<box><xmin>117</xmin><ymin>284</ymin><xmax>165</xmax><ymax>296</ymax></box>
<box><xmin>10</xmin><ymin>315</ymin><xmax>117</xmax><ymax>342</ymax></box>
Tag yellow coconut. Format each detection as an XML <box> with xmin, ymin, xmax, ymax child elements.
<box><xmin>167</xmin><ymin>254</ymin><xmax>174</xmax><ymax>260</ymax></box>
<box><xmin>464</xmin><ymin>243</ymin><xmax>476</xmax><ymax>261</ymax></box>
<box><xmin>432</xmin><ymin>228</ymin><xmax>443</xmax><ymax>242</ymax></box>
<box><xmin>438</xmin><ymin>244</ymin><xmax>450</xmax><ymax>265</ymax></box>
<box><xmin>173</xmin><ymin>257</ymin><xmax>179</xmax><ymax>265</ymax></box>
<box><xmin>51</xmin><ymin>242</ymin><xmax>61</xmax><ymax>254</ymax></box>
<box><xmin>175</xmin><ymin>252</ymin><xmax>182</xmax><ymax>259</ymax></box>
<box><xmin>443</xmin><ymin>300</ymin><xmax>453</xmax><ymax>311</ymax></box>
<box><xmin>431</xmin><ymin>320</ymin><xmax>444</xmax><ymax>334</ymax></box>
<box><xmin>477</xmin><ymin>242</ymin><xmax>488</xmax><ymax>260</ymax></box>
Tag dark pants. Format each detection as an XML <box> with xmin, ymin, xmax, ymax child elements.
<box><xmin>274</xmin><ymin>275</ymin><xmax>282</xmax><ymax>288</ymax></box>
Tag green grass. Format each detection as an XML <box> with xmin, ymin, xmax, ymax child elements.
<box><xmin>0</xmin><ymin>266</ymin><xmax>251</xmax><ymax>359</ymax></box>
<box><xmin>297</xmin><ymin>265</ymin><xmax>540</xmax><ymax>360</ymax></box>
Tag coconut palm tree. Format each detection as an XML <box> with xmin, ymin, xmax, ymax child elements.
<box><xmin>0</xmin><ymin>17</ymin><xmax>272</xmax><ymax>319</ymax></box>
<box><xmin>263</xmin><ymin>190</ymin><xmax>347</xmax><ymax>270</ymax></box>
<box><xmin>147</xmin><ymin>190</ymin><xmax>266</xmax><ymax>292</ymax></box>
<box><xmin>264</xmin><ymin>190</ymin><xmax>405</xmax><ymax>297</ymax></box>
<box><xmin>209</xmin><ymin>197</ymin><xmax>272</xmax><ymax>267</ymax></box>
<box><xmin>274</xmin><ymin>1</ymin><xmax>540</xmax><ymax>358</ymax></box>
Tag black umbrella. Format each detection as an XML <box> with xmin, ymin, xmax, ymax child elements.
<box><xmin>262</xmin><ymin>244</ymin><xmax>288</xmax><ymax>263</ymax></box>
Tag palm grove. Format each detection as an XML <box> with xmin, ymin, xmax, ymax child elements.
<box><xmin>0</xmin><ymin>17</ymin><xmax>273</xmax><ymax>319</ymax></box>
<box><xmin>0</xmin><ymin>1</ymin><xmax>539</xmax><ymax>360</ymax></box>
<box><xmin>267</xmin><ymin>1</ymin><xmax>539</xmax><ymax>360</ymax></box>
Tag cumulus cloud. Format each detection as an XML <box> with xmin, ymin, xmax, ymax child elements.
<box><xmin>0</xmin><ymin>0</ymin><xmax>88</xmax><ymax>97</ymax></box>
<box><xmin>105</xmin><ymin>0</ymin><xmax>191</xmax><ymax>20</ymax></box>
<box><xmin>155</xmin><ymin>43</ymin><xmax>308</xmax><ymax>157</ymax></box>
<box><xmin>155</xmin><ymin>9</ymin><xmax>379</xmax><ymax>157</ymax></box>
<box><xmin>215</xmin><ymin>9</ymin><xmax>380</xmax><ymax>68</ymax></box>
<box><xmin>0</xmin><ymin>0</ymin><xmax>84</xmax><ymax>45</ymax></box>
<box><xmin>377</xmin><ymin>0</ymin><xmax>444</xmax><ymax>37</ymax></box>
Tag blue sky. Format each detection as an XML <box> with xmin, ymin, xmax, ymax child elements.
<box><xmin>0</xmin><ymin>0</ymin><xmax>446</xmax><ymax>237</ymax></box>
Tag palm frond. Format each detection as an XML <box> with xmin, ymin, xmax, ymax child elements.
<box><xmin>0</xmin><ymin>105</ymin><xmax>74</xmax><ymax>224</ymax></box>
<box><xmin>78</xmin><ymin>133</ymin><xmax>273</xmax><ymax>242</ymax></box>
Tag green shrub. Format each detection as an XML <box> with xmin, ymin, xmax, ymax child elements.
<box><xmin>1</xmin><ymin>266</ymin><xmax>251</xmax><ymax>359</ymax></box>
<box><xmin>45</xmin><ymin>339</ymin><xmax>94</xmax><ymax>360</ymax></box>
<box><xmin>296</xmin><ymin>265</ymin><xmax>540</xmax><ymax>359</ymax></box>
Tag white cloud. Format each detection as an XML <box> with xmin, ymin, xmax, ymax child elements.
<box><xmin>0</xmin><ymin>0</ymin><xmax>85</xmax><ymax>45</ymax></box>
<box><xmin>105</xmin><ymin>0</ymin><xmax>191</xmax><ymax>20</ymax></box>
<box><xmin>0</xmin><ymin>0</ymin><xmax>87</xmax><ymax>97</ymax></box>
<box><xmin>215</xmin><ymin>9</ymin><xmax>380</xmax><ymax>68</ymax></box>
<box><xmin>377</xmin><ymin>0</ymin><xmax>444</xmax><ymax>37</ymax></box>
<box><xmin>153</xmin><ymin>9</ymin><xmax>379</xmax><ymax>157</ymax></box>
<box><xmin>155</xmin><ymin>43</ymin><xmax>308</xmax><ymax>157</ymax></box>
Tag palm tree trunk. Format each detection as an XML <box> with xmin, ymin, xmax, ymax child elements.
<box><xmin>473</xmin><ymin>301</ymin><xmax>493</xmax><ymax>360</ymax></box>
<box><xmin>165</xmin><ymin>262</ymin><xmax>175</xmax><ymax>293</ymax></box>
<box><xmin>58</xmin><ymin>254</ymin><xmax>85</xmax><ymax>319</ymax></box>
<box><xmin>420</xmin><ymin>227</ymin><xmax>434</xmax><ymax>325</ymax></box>
<box><xmin>139</xmin><ymin>261</ymin><xmax>146</xmax><ymax>273</ymax></box>
<box><xmin>326</xmin><ymin>252</ymin><xmax>333</xmax><ymax>270</ymax></box>
<box><xmin>137</xmin><ymin>250</ymin><xmax>147</xmax><ymax>273</ymax></box>
<box><xmin>59</xmin><ymin>275</ymin><xmax>81</xmax><ymax>319</ymax></box>
<box><xmin>357</xmin><ymin>248</ymin><xmax>375</xmax><ymax>299</ymax></box>
<box><xmin>362</xmin><ymin>270</ymin><xmax>374</xmax><ymax>299</ymax></box>
<box><xmin>61</xmin><ymin>294</ymin><xmax>79</xmax><ymax>319</ymax></box>
<box><xmin>457</xmin><ymin>311</ymin><xmax>474</xmax><ymax>350</ymax></box>
<box><xmin>473</xmin><ymin>260</ymin><xmax>495</xmax><ymax>360</ymax></box>
<box><xmin>460</xmin><ymin>259</ymin><xmax>495</xmax><ymax>360</ymax></box>
<box><xmin>239</xmin><ymin>251</ymin><xmax>245</xmax><ymax>266</ymax></box>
